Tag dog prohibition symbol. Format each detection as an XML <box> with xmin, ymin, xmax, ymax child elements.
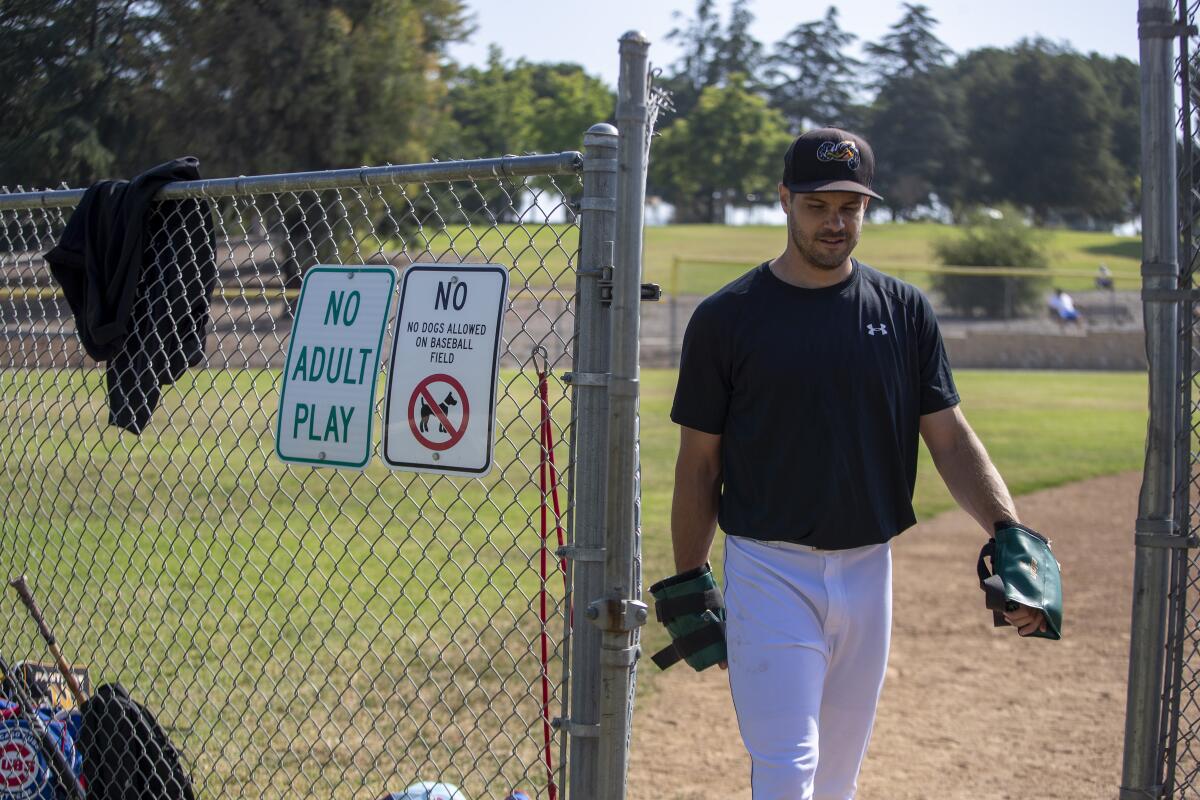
<box><xmin>654</xmin><ymin>127</ymin><xmax>1062</xmax><ymax>800</ymax></box>
<box><xmin>419</xmin><ymin>391</ymin><xmax>458</xmax><ymax>433</ymax></box>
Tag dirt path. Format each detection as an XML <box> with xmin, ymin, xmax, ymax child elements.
<box><xmin>627</xmin><ymin>471</ymin><xmax>1139</xmax><ymax>800</ymax></box>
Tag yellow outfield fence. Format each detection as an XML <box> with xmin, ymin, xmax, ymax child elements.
<box><xmin>667</xmin><ymin>256</ymin><xmax>1141</xmax><ymax>294</ymax></box>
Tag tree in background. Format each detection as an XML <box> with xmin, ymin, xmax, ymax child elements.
<box><xmin>0</xmin><ymin>0</ymin><xmax>170</xmax><ymax>187</ymax></box>
<box><xmin>1087</xmin><ymin>53</ymin><xmax>1140</xmax><ymax>220</ymax></box>
<box><xmin>526</xmin><ymin>63</ymin><xmax>616</xmax><ymax>152</ymax></box>
<box><xmin>0</xmin><ymin>0</ymin><xmax>1146</xmax><ymax>232</ymax></box>
<box><xmin>157</xmin><ymin>0</ymin><xmax>470</xmax><ymax>175</ymax></box>
<box><xmin>649</xmin><ymin>74</ymin><xmax>792</xmax><ymax>223</ymax></box>
<box><xmin>153</xmin><ymin>0</ymin><xmax>469</xmax><ymax>279</ymax></box>
<box><xmin>862</xmin><ymin>3</ymin><xmax>961</xmax><ymax>219</ymax></box>
<box><xmin>445</xmin><ymin>48</ymin><xmax>613</xmax><ymax>220</ymax></box>
<box><xmin>445</xmin><ymin>47</ymin><xmax>539</xmax><ymax>159</ymax></box>
<box><xmin>446</xmin><ymin>53</ymin><xmax>613</xmax><ymax>157</ymax></box>
<box><xmin>713</xmin><ymin>0</ymin><xmax>765</xmax><ymax>94</ymax></box>
<box><xmin>863</xmin><ymin>2</ymin><xmax>952</xmax><ymax>79</ymax></box>
<box><xmin>766</xmin><ymin>6</ymin><xmax>864</xmax><ymax>130</ymax></box>
<box><xmin>956</xmin><ymin>40</ymin><xmax>1126</xmax><ymax>224</ymax></box>
<box><xmin>659</xmin><ymin>0</ymin><xmax>764</xmax><ymax>121</ymax></box>
<box><xmin>0</xmin><ymin>0</ymin><xmax>470</xmax><ymax>188</ymax></box>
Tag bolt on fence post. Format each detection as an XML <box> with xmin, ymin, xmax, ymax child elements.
<box><xmin>566</xmin><ymin>121</ymin><xmax>619</xmax><ymax>799</ymax></box>
<box><xmin>594</xmin><ymin>30</ymin><xmax>651</xmax><ymax>800</ymax></box>
<box><xmin>1121</xmin><ymin>0</ymin><xmax>1180</xmax><ymax>797</ymax></box>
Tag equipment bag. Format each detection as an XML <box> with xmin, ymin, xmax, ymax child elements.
<box><xmin>78</xmin><ymin>683</ymin><xmax>196</xmax><ymax>800</ymax></box>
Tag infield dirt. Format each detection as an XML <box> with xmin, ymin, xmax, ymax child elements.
<box><xmin>628</xmin><ymin>470</ymin><xmax>1137</xmax><ymax>800</ymax></box>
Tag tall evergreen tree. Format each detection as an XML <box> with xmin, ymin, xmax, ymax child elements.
<box><xmin>661</xmin><ymin>0</ymin><xmax>765</xmax><ymax>120</ymax></box>
<box><xmin>0</xmin><ymin>1</ymin><xmax>169</xmax><ymax>187</ymax></box>
<box><xmin>766</xmin><ymin>6</ymin><xmax>864</xmax><ymax>129</ymax></box>
<box><xmin>1087</xmin><ymin>54</ymin><xmax>1140</xmax><ymax>219</ymax></box>
<box><xmin>862</xmin><ymin>3</ymin><xmax>959</xmax><ymax>218</ymax></box>
<box><xmin>866</xmin><ymin>68</ymin><xmax>964</xmax><ymax>219</ymax></box>
<box><xmin>864</xmin><ymin>2</ymin><xmax>952</xmax><ymax>81</ymax></box>
<box><xmin>661</xmin><ymin>0</ymin><xmax>724</xmax><ymax>120</ymax></box>
<box><xmin>714</xmin><ymin>1</ymin><xmax>765</xmax><ymax>91</ymax></box>
<box><xmin>956</xmin><ymin>40</ymin><xmax>1126</xmax><ymax>222</ymax></box>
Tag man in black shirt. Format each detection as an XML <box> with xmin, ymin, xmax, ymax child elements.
<box><xmin>668</xmin><ymin>128</ymin><xmax>1048</xmax><ymax>799</ymax></box>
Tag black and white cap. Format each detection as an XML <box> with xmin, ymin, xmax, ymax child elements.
<box><xmin>782</xmin><ymin>127</ymin><xmax>883</xmax><ymax>200</ymax></box>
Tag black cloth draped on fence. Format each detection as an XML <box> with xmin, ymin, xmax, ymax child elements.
<box><xmin>45</xmin><ymin>157</ymin><xmax>217</xmax><ymax>434</ymax></box>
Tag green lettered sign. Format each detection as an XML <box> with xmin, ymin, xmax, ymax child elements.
<box><xmin>275</xmin><ymin>266</ymin><xmax>395</xmax><ymax>469</ymax></box>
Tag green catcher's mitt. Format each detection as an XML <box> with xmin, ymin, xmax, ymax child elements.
<box><xmin>977</xmin><ymin>522</ymin><xmax>1063</xmax><ymax>640</ymax></box>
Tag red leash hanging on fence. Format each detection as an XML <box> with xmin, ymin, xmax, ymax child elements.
<box><xmin>535</xmin><ymin>346</ymin><xmax>567</xmax><ymax>800</ymax></box>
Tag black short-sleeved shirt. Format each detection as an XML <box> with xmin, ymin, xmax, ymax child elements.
<box><xmin>671</xmin><ymin>259</ymin><xmax>959</xmax><ymax>549</ymax></box>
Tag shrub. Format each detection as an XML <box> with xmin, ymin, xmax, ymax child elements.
<box><xmin>932</xmin><ymin>206</ymin><xmax>1050</xmax><ymax>319</ymax></box>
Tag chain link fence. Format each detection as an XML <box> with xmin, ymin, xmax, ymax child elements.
<box><xmin>1124</xmin><ymin>1</ymin><xmax>1200</xmax><ymax>798</ymax></box>
<box><xmin>0</xmin><ymin>151</ymin><xmax>603</xmax><ymax>799</ymax></box>
<box><xmin>1161</xmin><ymin>0</ymin><xmax>1200</xmax><ymax>795</ymax></box>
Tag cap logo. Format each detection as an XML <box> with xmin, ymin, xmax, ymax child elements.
<box><xmin>817</xmin><ymin>140</ymin><xmax>861</xmax><ymax>171</ymax></box>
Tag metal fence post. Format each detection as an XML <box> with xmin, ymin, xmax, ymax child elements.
<box><xmin>565</xmin><ymin>122</ymin><xmax>619</xmax><ymax>798</ymax></box>
<box><xmin>593</xmin><ymin>31</ymin><xmax>651</xmax><ymax>800</ymax></box>
<box><xmin>1121</xmin><ymin>1</ymin><xmax>1181</xmax><ymax>796</ymax></box>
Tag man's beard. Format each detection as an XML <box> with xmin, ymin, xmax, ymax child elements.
<box><xmin>789</xmin><ymin>217</ymin><xmax>858</xmax><ymax>270</ymax></box>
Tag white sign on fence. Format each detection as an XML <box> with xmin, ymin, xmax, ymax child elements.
<box><xmin>275</xmin><ymin>265</ymin><xmax>396</xmax><ymax>469</ymax></box>
<box><xmin>383</xmin><ymin>264</ymin><xmax>508</xmax><ymax>476</ymax></box>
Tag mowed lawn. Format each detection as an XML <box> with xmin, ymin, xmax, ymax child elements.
<box><xmin>647</xmin><ymin>223</ymin><xmax>1142</xmax><ymax>296</ymax></box>
<box><xmin>1</xmin><ymin>366</ymin><xmax>579</xmax><ymax>800</ymax></box>
<box><xmin>1</xmin><ymin>366</ymin><xmax>1146</xmax><ymax>794</ymax></box>
<box><xmin>396</xmin><ymin>222</ymin><xmax>1141</xmax><ymax>297</ymax></box>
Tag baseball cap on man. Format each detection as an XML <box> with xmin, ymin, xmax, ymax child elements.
<box><xmin>782</xmin><ymin>128</ymin><xmax>883</xmax><ymax>200</ymax></box>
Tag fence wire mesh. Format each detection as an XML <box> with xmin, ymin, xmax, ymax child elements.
<box><xmin>0</xmin><ymin>153</ymin><xmax>587</xmax><ymax>800</ymax></box>
<box><xmin>1163</xmin><ymin>1</ymin><xmax>1200</xmax><ymax>796</ymax></box>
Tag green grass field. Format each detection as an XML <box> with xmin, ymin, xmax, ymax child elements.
<box><xmin>0</xmin><ymin>366</ymin><xmax>1146</xmax><ymax>797</ymax></box>
<box><xmin>386</xmin><ymin>222</ymin><xmax>1141</xmax><ymax>298</ymax></box>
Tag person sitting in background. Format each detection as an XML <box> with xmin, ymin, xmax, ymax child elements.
<box><xmin>1095</xmin><ymin>263</ymin><xmax>1114</xmax><ymax>291</ymax></box>
<box><xmin>1048</xmin><ymin>288</ymin><xmax>1080</xmax><ymax>323</ymax></box>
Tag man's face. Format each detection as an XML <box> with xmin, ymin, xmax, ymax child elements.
<box><xmin>780</xmin><ymin>188</ymin><xmax>868</xmax><ymax>270</ymax></box>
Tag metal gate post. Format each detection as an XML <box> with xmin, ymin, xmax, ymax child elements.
<box><xmin>564</xmin><ymin>122</ymin><xmax>619</xmax><ymax>798</ymax></box>
<box><xmin>594</xmin><ymin>31</ymin><xmax>652</xmax><ymax>800</ymax></box>
<box><xmin>1121</xmin><ymin>1</ymin><xmax>1181</xmax><ymax>796</ymax></box>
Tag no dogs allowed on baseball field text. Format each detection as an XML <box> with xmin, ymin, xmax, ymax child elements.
<box><xmin>382</xmin><ymin>263</ymin><xmax>508</xmax><ymax>477</ymax></box>
<box><xmin>275</xmin><ymin>265</ymin><xmax>396</xmax><ymax>469</ymax></box>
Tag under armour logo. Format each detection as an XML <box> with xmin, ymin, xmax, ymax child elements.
<box><xmin>866</xmin><ymin>323</ymin><xmax>888</xmax><ymax>336</ymax></box>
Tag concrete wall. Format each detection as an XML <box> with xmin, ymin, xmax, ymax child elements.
<box><xmin>650</xmin><ymin>295</ymin><xmax>1149</xmax><ymax>371</ymax></box>
<box><xmin>940</xmin><ymin>327</ymin><xmax>1146</xmax><ymax>370</ymax></box>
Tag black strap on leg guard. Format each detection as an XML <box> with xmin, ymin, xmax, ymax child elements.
<box><xmin>649</xmin><ymin>564</ymin><xmax>728</xmax><ymax>671</ymax></box>
<box><xmin>650</xmin><ymin>623</ymin><xmax>726</xmax><ymax>670</ymax></box>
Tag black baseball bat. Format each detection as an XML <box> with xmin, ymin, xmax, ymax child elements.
<box><xmin>0</xmin><ymin>652</ymin><xmax>86</xmax><ymax>800</ymax></box>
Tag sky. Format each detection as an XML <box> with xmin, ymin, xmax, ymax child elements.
<box><xmin>447</xmin><ymin>0</ymin><xmax>1139</xmax><ymax>88</ymax></box>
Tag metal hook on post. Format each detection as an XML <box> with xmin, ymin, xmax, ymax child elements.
<box><xmin>531</xmin><ymin>345</ymin><xmax>550</xmax><ymax>378</ymax></box>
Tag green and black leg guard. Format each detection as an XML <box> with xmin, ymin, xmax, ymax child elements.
<box><xmin>649</xmin><ymin>564</ymin><xmax>727</xmax><ymax>671</ymax></box>
<box><xmin>977</xmin><ymin>522</ymin><xmax>1063</xmax><ymax>640</ymax></box>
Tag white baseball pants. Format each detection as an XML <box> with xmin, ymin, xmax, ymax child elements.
<box><xmin>723</xmin><ymin>535</ymin><xmax>893</xmax><ymax>800</ymax></box>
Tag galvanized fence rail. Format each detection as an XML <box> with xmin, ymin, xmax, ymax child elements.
<box><xmin>0</xmin><ymin>149</ymin><xmax>607</xmax><ymax>800</ymax></box>
<box><xmin>1123</xmin><ymin>1</ymin><xmax>1200</xmax><ymax>797</ymax></box>
<box><xmin>1159</xmin><ymin>0</ymin><xmax>1200</xmax><ymax>796</ymax></box>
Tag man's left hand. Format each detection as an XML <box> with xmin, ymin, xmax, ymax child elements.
<box><xmin>1004</xmin><ymin>603</ymin><xmax>1048</xmax><ymax>636</ymax></box>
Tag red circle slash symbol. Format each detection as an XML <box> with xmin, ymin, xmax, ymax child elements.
<box><xmin>408</xmin><ymin>373</ymin><xmax>470</xmax><ymax>451</ymax></box>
